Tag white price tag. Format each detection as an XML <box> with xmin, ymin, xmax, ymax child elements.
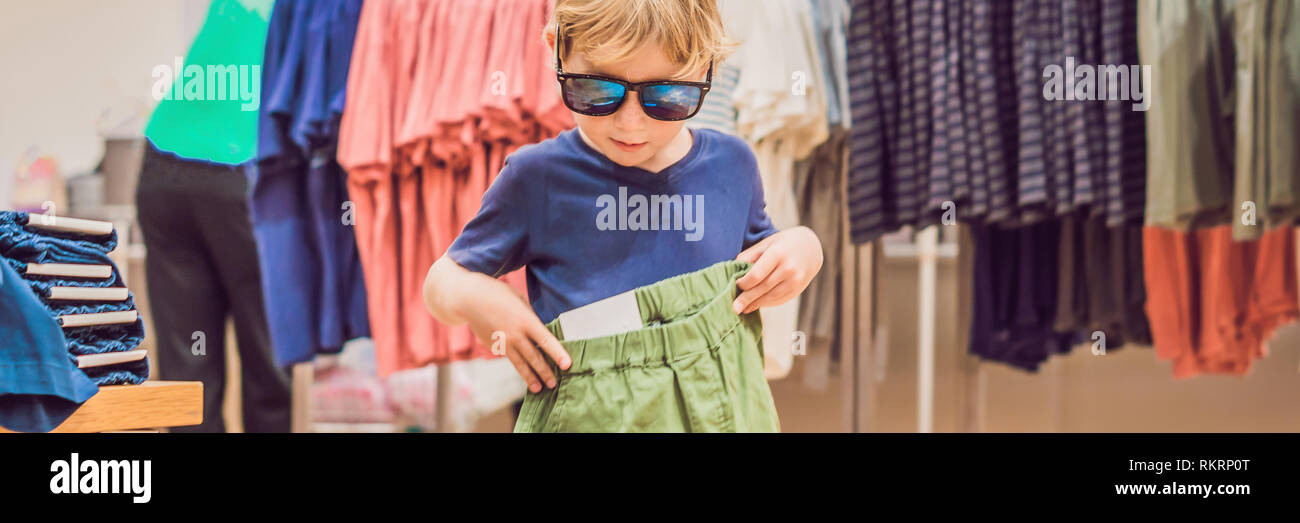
<box><xmin>557</xmin><ymin>290</ymin><xmax>643</xmax><ymax>341</ymax></box>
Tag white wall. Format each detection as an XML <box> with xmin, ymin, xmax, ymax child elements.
<box><xmin>0</xmin><ymin>0</ymin><xmax>209</xmax><ymax>207</ymax></box>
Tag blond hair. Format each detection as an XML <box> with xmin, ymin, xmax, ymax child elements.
<box><xmin>548</xmin><ymin>0</ymin><xmax>736</xmax><ymax>79</ymax></box>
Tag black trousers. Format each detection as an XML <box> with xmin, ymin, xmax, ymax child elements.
<box><xmin>136</xmin><ymin>145</ymin><xmax>291</xmax><ymax>432</ymax></box>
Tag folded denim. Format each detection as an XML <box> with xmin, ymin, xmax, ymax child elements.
<box><xmin>2</xmin><ymin>237</ymin><xmax>145</xmax><ymax>344</ymax></box>
<box><xmin>41</xmin><ymin>296</ymin><xmax>144</xmax><ymax>355</ymax></box>
<box><xmin>0</xmin><ymin>215</ymin><xmax>148</xmax><ymax>386</ymax></box>
<box><xmin>9</xmin><ymin>250</ymin><xmax>134</xmax><ymax>305</ymax></box>
<box><xmin>79</xmin><ymin>358</ymin><xmax>149</xmax><ymax>386</ymax></box>
<box><xmin>1</xmin><ymin>241</ymin><xmax>114</xmax><ymax>267</ymax></box>
<box><xmin>42</xmin><ymin>300</ymin><xmax>135</xmax><ymax>317</ymax></box>
<box><xmin>17</xmin><ymin>270</ymin><xmax>126</xmax><ymax>292</ymax></box>
<box><xmin>64</xmin><ymin>323</ymin><xmax>145</xmax><ymax>356</ymax></box>
<box><xmin>5</xmin><ymin>278</ymin><xmax>145</xmax><ymax>356</ymax></box>
<box><xmin>1</xmin><ymin>241</ymin><xmax>115</xmax><ymax>265</ymax></box>
<box><xmin>0</xmin><ymin>211</ymin><xmax>117</xmax><ymax>255</ymax></box>
<box><xmin>0</xmin><ymin>260</ymin><xmax>100</xmax><ymax>432</ymax></box>
<box><xmin>0</xmin><ymin>235</ymin><xmax>124</xmax><ymax>295</ymax></box>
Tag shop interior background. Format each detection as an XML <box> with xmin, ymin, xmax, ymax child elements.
<box><xmin>2</xmin><ymin>0</ymin><xmax>1298</xmax><ymax>433</ymax></box>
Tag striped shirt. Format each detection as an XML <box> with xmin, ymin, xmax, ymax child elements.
<box><xmin>845</xmin><ymin>0</ymin><xmax>1147</xmax><ymax>244</ymax></box>
<box><xmin>846</xmin><ymin>0</ymin><xmax>890</xmax><ymax>243</ymax></box>
<box><xmin>1101</xmin><ymin>0</ymin><xmax>1146</xmax><ymax>226</ymax></box>
<box><xmin>686</xmin><ymin>60</ymin><xmax>741</xmax><ymax>136</ymax></box>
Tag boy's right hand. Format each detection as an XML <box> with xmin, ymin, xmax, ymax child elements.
<box><xmin>459</xmin><ymin>275</ymin><xmax>571</xmax><ymax>394</ymax></box>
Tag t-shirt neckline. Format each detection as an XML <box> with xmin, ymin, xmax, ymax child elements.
<box><xmin>568</xmin><ymin>127</ymin><xmax>705</xmax><ymax>186</ymax></box>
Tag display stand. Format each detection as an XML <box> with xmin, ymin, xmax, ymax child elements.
<box><xmin>0</xmin><ymin>380</ymin><xmax>203</xmax><ymax>433</ymax></box>
<box><xmin>291</xmin><ymin>362</ymin><xmax>312</xmax><ymax>433</ymax></box>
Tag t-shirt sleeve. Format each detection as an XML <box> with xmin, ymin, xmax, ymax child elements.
<box><xmin>446</xmin><ymin>157</ymin><xmax>532</xmax><ymax>277</ymax></box>
<box><xmin>742</xmin><ymin>147</ymin><xmax>779</xmax><ymax>249</ymax></box>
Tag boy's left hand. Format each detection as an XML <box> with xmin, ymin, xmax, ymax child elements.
<box><xmin>733</xmin><ymin>226</ymin><xmax>823</xmax><ymax>315</ymax></box>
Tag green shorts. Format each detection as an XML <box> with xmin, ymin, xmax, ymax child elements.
<box><xmin>514</xmin><ymin>261</ymin><xmax>781</xmax><ymax>433</ymax></box>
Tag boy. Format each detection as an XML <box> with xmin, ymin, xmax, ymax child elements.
<box><xmin>423</xmin><ymin>0</ymin><xmax>822</xmax><ymax>431</ymax></box>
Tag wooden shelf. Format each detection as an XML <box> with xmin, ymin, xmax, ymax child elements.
<box><xmin>0</xmin><ymin>380</ymin><xmax>203</xmax><ymax>433</ymax></box>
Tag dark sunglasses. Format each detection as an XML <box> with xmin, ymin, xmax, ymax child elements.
<box><xmin>555</xmin><ymin>21</ymin><xmax>712</xmax><ymax>121</ymax></box>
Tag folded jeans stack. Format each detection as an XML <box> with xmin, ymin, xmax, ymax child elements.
<box><xmin>0</xmin><ymin>211</ymin><xmax>148</xmax><ymax>386</ymax></box>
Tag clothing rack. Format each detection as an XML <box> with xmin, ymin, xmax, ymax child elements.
<box><xmin>887</xmin><ymin>225</ymin><xmax>1300</xmax><ymax>433</ymax></box>
<box><xmin>843</xmin><ymin>222</ymin><xmax>985</xmax><ymax>433</ymax></box>
<box><xmin>915</xmin><ymin>226</ymin><xmax>938</xmax><ymax>433</ymax></box>
<box><xmin>291</xmin><ymin>363</ymin><xmax>312</xmax><ymax>433</ymax></box>
<box><xmin>435</xmin><ymin>364</ymin><xmax>452</xmax><ymax>433</ymax></box>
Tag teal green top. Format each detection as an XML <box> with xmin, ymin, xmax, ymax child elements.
<box><xmin>144</xmin><ymin>0</ymin><xmax>274</xmax><ymax>165</ymax></box>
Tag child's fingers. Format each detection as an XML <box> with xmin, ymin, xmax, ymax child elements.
<box><xmin>743</xmin><ymin>280</ymin><xmax>795</xmax><ymax>314</ymax></box>
<box><xmin>736</xmin><ymin>249</ymin><xmax>780</xmax><ymax>290</ymax></box>
<box><xmin>527</xmin><ymin>322</ymin><xmax>571</xmax><ymax>371</ymax></box>
<box><xmin>734</xmin><ymin>265</ymin><xmax>783</xmax><ymax>313</ymax></box>
<box><xmin>504</xmin><ymin>349</ymin><xmax>543</xmax><ymax>394</ymax></box>
<box><xmin>513</xmin><ymin>335</ymin><xmax>558</xmax><ymax>389</ymax></box>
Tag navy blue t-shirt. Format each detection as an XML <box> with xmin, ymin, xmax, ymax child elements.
<box><xmin>447</xmin><ymin>127</ymin><xmax>778</xmax><ymax>324</ymax></box>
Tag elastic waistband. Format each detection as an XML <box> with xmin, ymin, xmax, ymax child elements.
<box><xmin>545</xmin><ymin>260</ymin><xmax>755</xmax><ymax>375</ymax></box>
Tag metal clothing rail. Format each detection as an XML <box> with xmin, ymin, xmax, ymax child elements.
<box><xmin>916</xmin><ymin>226</ymin><xmax>938</xmax><ymax>433</ymax></box>
<box><xmin>844</xmin><ymin>222</ymin><xmax>984</xmax><ymax>434</ymax></box>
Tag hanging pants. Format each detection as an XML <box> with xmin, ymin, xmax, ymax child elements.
<box><xmin>248</xmin><ymin>150</ymin><xmax>370</xmax><ymax>368</ymax></box>
<box><xmin>514</xmin><ymin>261</ymin><xmax>781</xmax><ymax>433</ymax></box>
<box><xmin>136</xmin><ymin>144</ymin><xmax>291</xmax><ymax>432</ymax></box>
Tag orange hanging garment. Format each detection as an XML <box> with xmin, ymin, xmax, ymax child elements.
<box><xmin>338</xmin><ymin>0</ymin><xmax>407</xmax><ymax>376</ymax></box>
<box><xmin>1143</xmin><ymin>225</ymin><xmax>1298</xmax><ymax>378</ymax></box>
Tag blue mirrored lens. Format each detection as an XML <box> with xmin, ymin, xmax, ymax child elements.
<box><xmin>642</xmin><ymin>84</ymin><xmax>703</xmax><ymax>120</ymax></box>
<box><xmin>564</xmin><ymin>78</ymin><xmax>625</xmax><ymax>115</ymax></box>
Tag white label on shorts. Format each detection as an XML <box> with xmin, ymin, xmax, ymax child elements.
<box><xmin>557</xmin><ymin>290</ymin><xmax>642</xmax><ymax>341</ymax></box>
